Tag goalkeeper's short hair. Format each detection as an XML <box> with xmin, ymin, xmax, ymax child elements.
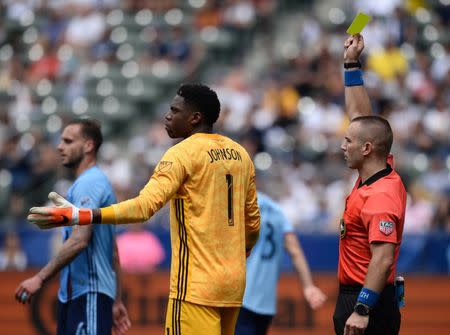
<box><xmin>177</xmin><ymin>83</ymin><xmax>221</xmax><ymax>126</ymax></box>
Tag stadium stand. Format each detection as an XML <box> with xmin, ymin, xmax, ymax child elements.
<box><xmin>0</xmin><ymin>0</ymin><xmax>449</xmax><ymax>333</ymax></box>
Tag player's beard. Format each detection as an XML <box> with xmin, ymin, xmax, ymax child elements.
<box><xmin>63</xmin><ymin>152</ymin><xmax>84</xmax><ymax>169</ymax></box>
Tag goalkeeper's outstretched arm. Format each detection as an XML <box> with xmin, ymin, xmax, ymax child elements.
<box><xmin>28</xmin><ymin>193</ymin><xmax>157</xmax><ymax>227</ymax></box>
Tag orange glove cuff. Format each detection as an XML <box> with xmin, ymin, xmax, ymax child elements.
<box><xmin>78</xmin><ymin>209</ymin><xmax>93</xmax><ymax>225</ymax></box>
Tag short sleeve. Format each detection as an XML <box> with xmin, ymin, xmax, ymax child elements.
<box><xmin>279</xmin><ymin>209</ymin><xmax>294</xmax><ymax>235</ymax></box>
<box><xmin>71</xmin><ymin>180</ymin><xmax>105</xmax><ymax>209</ymax></box>
<box><xmin>361</xmin><ymin>192</ymin><xmax>400</xmax><ymax>244</ymax></box>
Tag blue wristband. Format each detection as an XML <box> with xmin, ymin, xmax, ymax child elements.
<box><xmin>344</xmin><ymin>70</ymin><xmax>364</xmax><ymax>86</ymax></box>
<box><xmin>357</xmin><ymin>287</ymin><xmax>379</xmax><ymax>308</ymax></box>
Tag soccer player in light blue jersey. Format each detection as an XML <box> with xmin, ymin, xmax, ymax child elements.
<box><xmin>15</xmin><ymin>119</ymin><xmax>131</xmax><ymax>335</ymax></box>
<box><xmin>235</xmin><ymin>192</ymin><xmax>327</xmax><ymax>335</ymax></box>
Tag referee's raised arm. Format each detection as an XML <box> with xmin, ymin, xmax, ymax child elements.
<box><xmin>343</xmin><ymin>33</ymin><xmax>372</xmax><ymax>119</ymax></box>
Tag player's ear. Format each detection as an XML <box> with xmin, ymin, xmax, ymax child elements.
<box><xmin>84</xmin><ymin>139</ymin><xmax>95</xmax><ymax>154</ymax></box>
<box><xmin>191</xmin><ymin>111</ymin><xmax>202</xmax><ymax>126</ymax></box>
<box><xmin>361</xmin><ymin>141</ymin><xmax>373</xmax><ymax>156</ymax></box>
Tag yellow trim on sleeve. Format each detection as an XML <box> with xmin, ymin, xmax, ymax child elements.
<box><xmin>100</xmin><ymin>206</ymin><xmax>116</xmax><ymax>224</ymax></box>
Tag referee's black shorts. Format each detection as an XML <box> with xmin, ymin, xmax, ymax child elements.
<box><xmin>333</xmin><ymin>284</ymin><xmax>401</xmax><ymax>335</ymax></box>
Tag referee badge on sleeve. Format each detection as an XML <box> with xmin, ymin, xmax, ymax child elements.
<box><xmin>379</xmin><ymin>221</ymin><xmax>394</xmax><ymax>235</ymax></box>
<box><xmin>340</xmin><ymin>219</ymin><xmax>346</xmax><ymax>239</ymax></box>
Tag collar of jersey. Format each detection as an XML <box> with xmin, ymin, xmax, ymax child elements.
<box><xmin>358</xmin><ymin>164</ymin><xmax>393</xmax><ymax>188</ymax></box>
<box><xmin>190</xmin><ymin>132</ymin><xmax>223</xmax><ymax>139</ymax></box>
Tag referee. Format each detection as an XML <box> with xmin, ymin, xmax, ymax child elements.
<box><xmin>333</xmin><ymin>34</ymin><xmax>406</xmax><ymax>335</ymax></box>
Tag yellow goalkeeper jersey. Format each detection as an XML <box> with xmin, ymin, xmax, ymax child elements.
<box><xmin>104</xmin><ymin>133</ymin><xmax>260</xmax><ymax>307</ymax></box>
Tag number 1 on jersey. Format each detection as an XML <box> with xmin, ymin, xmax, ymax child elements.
<box><xmin>226</xmin><ymin>174</ymin><xmax>234</xmax><ymax>226</ymax></box>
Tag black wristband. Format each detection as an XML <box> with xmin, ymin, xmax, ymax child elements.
<box><xmin>344</xmin><ymin>60</ymin><xmax>362</xmax><ymax>69</ymax></box>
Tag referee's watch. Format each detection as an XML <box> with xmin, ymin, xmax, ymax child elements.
<box><xmin>354</xmin><ymin>303</ymin><xmax>370</xmax><ymax>316</ymax></box>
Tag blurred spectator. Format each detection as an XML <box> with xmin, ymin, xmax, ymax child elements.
<box><xmin>216</xmin><ymin>70</ymin><xmax>253</xmax><ymax>133</ymax></box>
<box><xmin>355</xmin><ymin>0</ymin><xmax>402</xmax><ymax>17</ymax></box>
<box><xmin>420</xmin><ymin>157</ymin><xmax>450</xmax><ymax>195</ymax></box>
<box><xmin>117</xmin><ymin>224</ymin><xmax>165</xmax><ymax>274</ymax></box>
<box><xmin>28</xmin><ymin>39</ymin><xmax>60</xmax><ymax>84</ymax></box>
<box><xmin>404</xmin><ymin>183</ymin><xmax>434</xmax><ymax>233</ymax></box>
<box><xmin>406</xmin><ymin>51</ymin><xmax>437</xmax><ymax>104</ymax></box>
<box><xmin>64</xmin><ymin>1</ymin><xmax>106</xmax><ymax>48</ymax></box>
<box><xmin>223</xmin><ymin>0</ymin><xmax>256</xmax><ymax>29</ymax></box>
<box><xmin>4</xmin><ymin>0</ymin><xmax>41</xmax><ymax>21</ymax></box>
<box><xmin>161</xmin><ymin>27</ymin><xmax>192</xmax><ymax>63</ymax></box>
<box><xmin>6</xmin><ymin>60</ymin><xmax>34</xmax><ymax>120</ymax></box>
<box><xmin>431</xmin><ymin>192</ymin><xmax>450</xmax><ymax>232</ymax></box>
<box><xmin>299</xmin><ymin>93</ymin><xmax>344</xmax><ymax>136</ymax></box>
<box><xmin>422</xmin><ymin>96</ymin><xmax>450</xmax><ymax>146</ymax></box>
<box><xmin>222</xmin><ymin>0</ymin><xmax>256</xmax><ymax>56</ymax></box>
<box><xmin>367</xmin><ymin>39</ymin><xmax>408</xmax><ymax>81</ymax></box>
<box><xmin>0</xmin><ymin>131</ymin><xmax>33</xmax><ymax>193</ymax></box>
<box><xmin>194</xmin><ymin>0</ymin><xmax>222</xmax><ymax>29</ymax></box>
<box><xmin>0</xmin><ymin>232</ymin><xmax>27</xmax><ymax>271</ymax></box>
<box><xmin>431</xmin><ymin>44</ymin><xmax>450</xmax><ymax>82</ymax></box>
<box><xmin>26</xmin><ymin>141</ymin><xmax>59</xmax><ymax>208</ymax></box>
<box><xmin>99</xmin><ymin>142</ymin><xmax>133</xmax><ymax>200</ymax></box>
<box><xmin>90</xmin><ymin>28</ymin><xmax>116</xmax><ymax>61</ymax></box>
<box><xmin>42</xmin><ymin>7</ymin><xmax>68</xmax><ymax>46</ymax></box>
<box><xmin>310</xmin><ymin>197</ymin><xmax>332</xmax><ymax>232</ymax></box>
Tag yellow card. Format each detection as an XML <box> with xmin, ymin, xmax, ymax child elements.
<box><xmin>346</xmin><ymin>12</ymin><xmax>372</xmax><ymax>35</ymax></box>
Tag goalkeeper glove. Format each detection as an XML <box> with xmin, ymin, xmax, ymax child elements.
<box><xmin>28</xmin><ymin>192</ymin><xmax>92</xmax><ymax>229</ymax></box>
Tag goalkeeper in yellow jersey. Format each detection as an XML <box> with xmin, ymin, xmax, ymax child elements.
<box><xmin>28</xmin><ymin>83</ymin><xmax>261</xmax><ymax>335</ymax></box>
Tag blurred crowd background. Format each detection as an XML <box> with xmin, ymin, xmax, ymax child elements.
<box><xmin>0</xmin><ymin>0</ymin><xmax>449</xmax><ymax>272</ymax></box>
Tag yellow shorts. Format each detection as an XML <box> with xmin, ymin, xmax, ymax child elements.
<box><xmin>165</xmin><ymin>298</ymin><xmax>240</xmax><ymax>335</ymax></box>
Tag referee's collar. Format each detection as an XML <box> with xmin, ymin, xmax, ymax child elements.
<box><xmin>358</xmin><ymin>164</ymin><xmax>393</xmax><ymax>188</ymax></box>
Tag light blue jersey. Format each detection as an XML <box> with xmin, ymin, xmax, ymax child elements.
<box><xmin>58</xmin><ymin>166</ymin><xmax>117</xmax><ymax>303</ymax></box>
<box><xmin>242</xmin><ymin>192</ymin><xmax>294</xmax><ymax>315</ymax></box>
